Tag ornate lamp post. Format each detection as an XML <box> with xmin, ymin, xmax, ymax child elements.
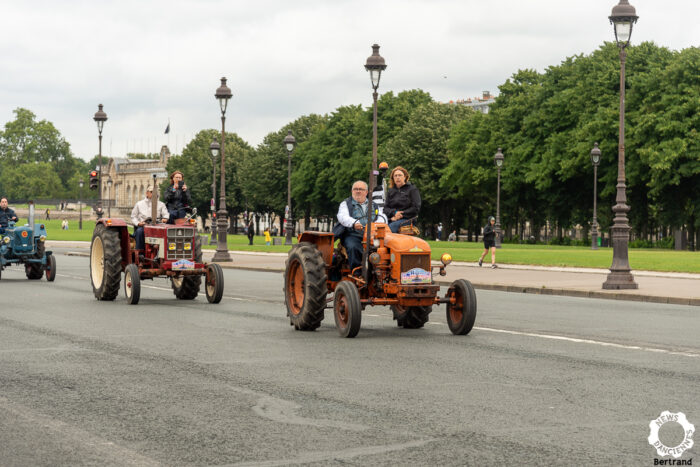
<box><xmin>78</xmin><ymin>179</ymin><xmax>84</xmax><ymax>230</ymax></box>
<box><xmin>494</xmin><ymin>148</ymin><xmax>504</xmax><ymax>249</ymax></box>
<box><xmin>106</xmin><ymin>178</ymin><xmax>113</xmax><ymax>217</ymax></box>
<box><xmin>208</xmin><ymin>140</ymin><xmax>219</xmax><ymax>246</ymax></box>
<box><xmin>363</xmin><ymin>44</ymin><xmax>387</xmax><ymax>280</ymax></box>
<box><xmin>213</xmin><ymin>78</ymin><xmax>232</xmax><ymax>262</ymax></box>
<box><xmin>590</xmin><ymin>143</ymin><xmax>601</xmax><ymax>250</ymax></box>
<box><xmin>93</xmin><ymin>104</ymin><xmax>107</xmax><ymax>216</ymax></box>
<box><xmin>603</xmin><ymin>0</ymin><xmax>638</xmax><ymax>289</ymax></box>
<box><xmin>283</xmin><ymin>130</ymin><xmax>296</xmax><ymax>245</ymax></box>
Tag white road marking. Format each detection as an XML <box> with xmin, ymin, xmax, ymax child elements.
<box><xmin>474</xmin><ymin>326</ymin><xmax>700</xmax><ymax>358</ymax></box>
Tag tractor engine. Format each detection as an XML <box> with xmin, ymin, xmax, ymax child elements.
<box><xmin>144</xmin><ymin>225</ymin><xmax>196</xmax><ymax>261</ymax></box>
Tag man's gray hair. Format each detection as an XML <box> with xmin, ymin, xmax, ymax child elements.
<box><xmin>351</xmin><ymin>180</ymin><xmax>368</xmax><ymax>191</ymax></box>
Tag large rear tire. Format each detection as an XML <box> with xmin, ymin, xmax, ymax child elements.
<box><xmin>446</xmin><ymin>279</ymin><xmax>477</xmax><ymax>335</ymax></box>
<box><xmin>124</xmin><ymin>264</ymin><xmax>141</xmax><ymax>305</ymax></box>
<box><xmin>90</xmin><ymin>226</ymin><xmax>122</xmax><ymax>301</ymax></box>
<box><xmin>391</xmin><ymin>304</ymin><xmax>431</xmax><ymax>329</ymax></box>
<box><xmin>171</xmin><ymin>235</ymin><xmax>202</xmax><ymax>299</ymax></box>
<box><xmin>284</xmin><ymin>242</ymin><xmax>327</xmax><ymax>331</ymax></box>
<box><xmin>205</xmin><ymin>263</ymin><xmax>224</xmax><ymax>304</ymax></box>
<box><xmin>333</xmin><ymin>281</ymin><xmax>361</xmax><ymax>338</ymax></box>
<box><xmin>45</xmin><ymin>254</ymin><xmax>56</xmax><ymax>282</ymax></box>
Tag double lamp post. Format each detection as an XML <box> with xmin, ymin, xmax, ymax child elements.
<box><xmin>283</xmin><ymin>130</ymin><xmax>296</xmax><ymax>245</ymax></box>
<box><xmin>213</xmin><ymin>78</ymin><xmax>233</xmax><ymax>262</ymax></box>
<box><xmin>93</xmin><ymin>104</ymin><xmax>107</xmax><ymax>217</ymax></box>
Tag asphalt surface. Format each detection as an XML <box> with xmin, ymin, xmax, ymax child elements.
<box><xmin>0</xmin><ymin>253</ymin><xmax>698</xmax><ymax>466</ymax></box>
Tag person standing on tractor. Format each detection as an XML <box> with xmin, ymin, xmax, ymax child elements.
<box><xmin>335</xmin><ymin>180</ymin><xmax>386</xmax><ymax>272</ymax></box>
<box><xmin>164</xmin><ymin>170</ymin><xmax>192</xmax><ymax>224</ymax></box>
<box><xmin>130</xmin><ymin>186</ymin><xmax>169</xmax><ymax>251</ymax></box>
<box><xmin>0</xmin><ymin>197</ymin><xmax>18</xmax><ymax>233</ymax></box>
<box><xmin>384</xmin><ymin>166</ymin><xmax>421</xmax><ymax>233</ymax></box>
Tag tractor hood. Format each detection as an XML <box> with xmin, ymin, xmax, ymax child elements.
<box><xmin>382</xmin><ymin>231</ymin><xmax>431</xmax><ymax>254</ymax></box>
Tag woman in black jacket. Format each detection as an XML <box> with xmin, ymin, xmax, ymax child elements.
<box><xmin>384</xmin><ymin>166</ymin><xmax>421</xmax><ymax>233</ymax></box>
<box><xmin>478</xmin><ymin>216</ymin><xmax>497</xmax><ymax>268</ymax></box>
<box><xmin>164</xmin><ymin>170</ymin><xmax>192</xmax><ymax>224</ymax></box>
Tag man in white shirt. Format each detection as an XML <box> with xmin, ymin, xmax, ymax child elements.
<box><xmin>130</xmin><ymin>186</ymin><xmax>169</xmax><ymax>250</ymax></box>
<box><xmin>336</xmin><ymin>180</ymin><xmax>386</xmax><ymax>271</ymax></box>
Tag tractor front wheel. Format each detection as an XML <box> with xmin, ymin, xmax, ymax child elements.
<box><xmin>45</xmin><ymin>254</ymin><xmax>56</xmax><ymax>282</ymax></box>
<box><xmin>446</xmin><ymin>279</ymin><xmax>477</xmax><ymax>335</ymax></box>
<box><xmin>124</xmin><ymin>264</ymin><xmax>141</xmax><ymax>305</ymax></box>
<box><xmin>26</xmin><ymin>241</ymin><xmax>45</xmax><ymax>280</ymax></box>
<box><xmin>333</xmin><ymin>281</ymin><xmax>361</xmax><ymax>338</ymax></box>
<box><xmin>205</xmin><ymin>263</ymin><xmax>224</xmax><ymax>304</ymax></box>
<box><xmin>90</xmin><ymin>226</ymin><xmax>122</xmax><ymax>300</ymax></box>
<box><xmin>284</xmin><ymin>242</ymin><xmax>327</xmax><ymax>331</ymax></box>
<box><xmin>171</xmin><ymin>236</ymin><xmax>202</xmax><ymax>300</ymax></box>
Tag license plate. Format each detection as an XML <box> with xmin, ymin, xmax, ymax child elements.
<box><xmin>172</xmin><ymin>259</ymin><xmax>195</xmax><ymax>270</ymax></box>
<box><xmin>400</xmin><ymin>267</ymin><xmax>431</xmax><ymax>284</ymax></box>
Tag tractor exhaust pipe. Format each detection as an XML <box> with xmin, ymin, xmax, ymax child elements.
<box><xmin>28</xmin><ymin>201</ymin><xmax>35</xmax><ymax>242</ymax></box>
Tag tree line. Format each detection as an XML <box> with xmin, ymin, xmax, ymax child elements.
<box><xmin>2</xmin><ymin>42</ymin><xmax>698</xmax><ymax>246</ymax></box>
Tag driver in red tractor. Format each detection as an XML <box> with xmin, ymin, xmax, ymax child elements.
<box><xmin>130</xmin><ymin>186</ymin><xmax>169</xmax><ymax>251</ymax></box>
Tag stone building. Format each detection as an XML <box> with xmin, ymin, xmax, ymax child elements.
<box><xmin>101</xmin><ymin>146</ymin><xmax>171</xmax><ymax>216</ymax></box>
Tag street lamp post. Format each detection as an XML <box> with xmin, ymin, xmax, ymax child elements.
<box><xmin>213</xmin><ymin>77</ymin><xmax>233</xmax><ymax>262</ymax></box>
<box><xmin>106</xmin><ymin>178</ymin><xmax>113</xmax><ymax>218</ymax></box>
<box><xmin>283</xmin><ymin>130</ymin><xmax>296</xmax><ymax>245</ymax></box>
<box><xmin>494</xmin><ymin>148</ymin><xmax>504</xmax><ymax>249</ymax></box>
<box><xmin>363</xmin><ymin>44</ymin><xmax>387</xmax><ymax>281</ymax></box>
<box><xmin>590</xmin><ymin>142</ymin><xmax>601</xmax><ymax>250</ymax></box>
<box><xmin>93</xmin><ymin>104</ymin><xmax>107</xmax><ymax>216</ymax></box>
<box><xmin>603</xmin><ymin>0</ymin><xmax>638</xmax><ymax>289</ymax></box>
<box><xmin>208</xmin><ymin>140</ymin><xmax>219</xmax><ymax>246</ymax></box>
<box><xmin>78</xmin><ymin>179</ymin><xmax>84</xmax><ymax>230</ymax></box>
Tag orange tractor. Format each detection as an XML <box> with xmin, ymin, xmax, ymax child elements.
<box><xmin>283</xmin><ymin>169</ymin><xmax>477</xmax><ymax>338</ymax></box>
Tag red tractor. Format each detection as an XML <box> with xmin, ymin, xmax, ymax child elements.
<box><xmin>89</xmin><ymin>179</ymin><xmax>224</xmax><ymax>305</ymax></box>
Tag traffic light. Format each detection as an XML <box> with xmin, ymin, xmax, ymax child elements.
<box><xmin>89</xmin><ymin>170</ymin><xmax>99</xmax><ymax>190</ymax></box>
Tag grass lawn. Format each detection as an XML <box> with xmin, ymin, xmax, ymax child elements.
<box><xmin>30</xmin><ymin>220</ymin><xmax>699</xmax><ymax>273</ymax></box>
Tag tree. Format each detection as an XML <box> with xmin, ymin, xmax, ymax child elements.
<box><xmin>0</xmin><ymin>108</ymin><xmax>79</xmax><ymax>193</ymax></box>
<box><xmin>0</xmin><ymin>162</ymin><xmax>63</xmax><ymax>199</ymax></box>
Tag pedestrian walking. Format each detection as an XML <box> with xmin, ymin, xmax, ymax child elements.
<box><xmin>437</xmin><ymin>223</ymin><xmax>443</xmax><ymax>241</ymax></box>
<box><xmin>264</xmin><ymin>228</ymin><xmax>271</xmax><ymax>246</ymax></box>
<box><xmin>45</xmin><ymin>208</ymin><xmax>50</xmax><ymax>220</ymax></box>
<box><xmin>478</xmin><ymin>216</ymin><xmax>497</xmax><ymax>268</ymax></box>
<box><xmin>247</xmin><ymin>219</ymin><xmax>255</xmax><ymax>245</ymax></box>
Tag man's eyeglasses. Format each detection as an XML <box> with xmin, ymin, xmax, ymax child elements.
<box><xmin>352</xmin><ymin>188</ymin><xmax>367</xmax><ymax>192</ymax></box>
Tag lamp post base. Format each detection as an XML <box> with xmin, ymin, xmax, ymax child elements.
<box><xmin>284</xmin><ymin>219</ymin><xmax>294</xmax><ymax>245</ymax></box>
<box><xmin>212</xmin><ymin>215</ymin><xmax>232</xmax><ymax>262</ymax></box>
<box><xmin>602</xmin><ymin>270</ymin><xmax>638</xmax><ymax>289</ymax></box>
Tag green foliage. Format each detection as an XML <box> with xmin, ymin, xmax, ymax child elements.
<box><xmin>0</xmin><ymin>162</ymin><xmax>63</xmax><ymax>199</ymax></box>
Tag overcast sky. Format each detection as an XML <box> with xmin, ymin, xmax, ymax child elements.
<box><xmin>1</xmin><ymin>0</ymin><xmax>698</xmax><ymax>162</ymax></box>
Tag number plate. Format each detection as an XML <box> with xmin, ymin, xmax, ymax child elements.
<box><xmin>172</xmin><ymin>259</ymin><xmax>195</xmax><ymax>270</ymax></box>
<box><xmin>400</xmin><ymin>267</ymin><xmax>431</xmax><ymax>284</ymax></box>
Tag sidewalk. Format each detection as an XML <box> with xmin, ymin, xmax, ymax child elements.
<box><xmin>50</xmin><ymin>241</ymin><xmax>700</xmax><ymax>307</ymax></box>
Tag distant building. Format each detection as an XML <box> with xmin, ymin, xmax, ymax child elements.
<box><xmin>102</xmin><ymin>146</ymin><xmax>171</xmax><ymax>215</ymax></box>
<box><xmin>449</xmin><ymin>90</ymin><xmax>496</xmax><ymax>114</ymax></box>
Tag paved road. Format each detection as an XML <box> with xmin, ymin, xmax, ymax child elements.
<box><xmin>1</xmin><ymin>253</ymin><xmax>698</xmax><ymax>466</ymax></box>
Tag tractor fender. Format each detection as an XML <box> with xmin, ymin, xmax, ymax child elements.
<box><xmin>297</xmin><ymin>231</ymin><xmax>335</xmax><ymax>266</ymax></box>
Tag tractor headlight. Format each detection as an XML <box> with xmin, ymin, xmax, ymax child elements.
<box><xmin>373</xmin><ymin>238</ymin><xmax>380</xmax><ymax>247</ymax></box>
<box><xmin>441</xmin><ymin>253</ymin><xmax>452</xmax><ymax>266</ymax></box>
<box><xmin>369</xmin><ymin>252</ymin><xmax>381</xmax><ymax>265</ymax></box>
<box><xmin>184</xmin><ymin>243</ymin><xmax>191</xmax><ymax>250</ymax></box>
<box><xmin>168</xmin><ymin>243</ymin><xmax>176</xmax><ymax>250</ymax></box>
<box><xmin>39</xmin><ymin>235</ymin><xmax>46</xmax><ymax>242</ymax></box>
<box><xmin>2</xmin><ymin>236</ymin><xmax>9</xmax><ymax>244</ymax></box>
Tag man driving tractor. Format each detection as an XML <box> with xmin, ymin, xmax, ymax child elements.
<box><xmin>130</xmin><ymin>186</ymin><xmax>169</xmax><ymax>251</ymax></box>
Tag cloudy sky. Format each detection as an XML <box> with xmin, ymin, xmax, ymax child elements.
<box><xmin>1</xmin><ymin>0</ymin><xmax>698</xmax><ymax>162</ymax></box>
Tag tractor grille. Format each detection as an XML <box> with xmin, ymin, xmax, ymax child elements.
<box><xmin>400</xmin><ymin>253</ymin><xmax>430</xmax><ymax>273</ymax></box>
<box><xmin>166</xmin><ymin>227</ymin><xmax>195</xmax><ymax>260</ymax></box>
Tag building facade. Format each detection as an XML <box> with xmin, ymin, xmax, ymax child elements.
<box><xmin>101</xmin><ymin>146</ymin><xmax>171</xmax><ymax>216</ymax></box>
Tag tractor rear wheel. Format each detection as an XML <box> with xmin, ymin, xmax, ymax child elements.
<box><xmin>124</xmin><ymin>264</ymin><xmax>141</xmax><ymax>305</ymax></box>
<box><xmin>333</xmin><ymin>281</ymin><xmax>361</xmax><ymax>338</ymax></box>
<box><xmin>284</xmin><ymin>242</ymin><xmax>327</xmax><ymax>331</ymax></box>
<box><xmin>205</xmin><ymin>263</ymin><xmax>224</xmax><ymax>303</ymax></box>
<box><xmin>25</xmin><ymin>241</ymin><xmax>45</xmax><ymax>280</ymax></box>
<box><xmin>391</xmin><ymin>304</ymin><xmax>431</xmax><ymax>329</ymax></box>
<box><xmin>446</xmin><ymin>279</ymin><xmax>477</xmax><ymax>335</ymax></box>
<box><xmin>90</xmin><ymin>226</ymin><xmax>122</xmax><ymax>300</ymax></box>
<box><xmin>171</xmin><ymin>235</ymin><xmax>202</xmax><ymax>299</ymax></box>
<box><xmin>45</xmin><ymin>254</ymin><xmax>56</xmax><ymax>282</ymax></box>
